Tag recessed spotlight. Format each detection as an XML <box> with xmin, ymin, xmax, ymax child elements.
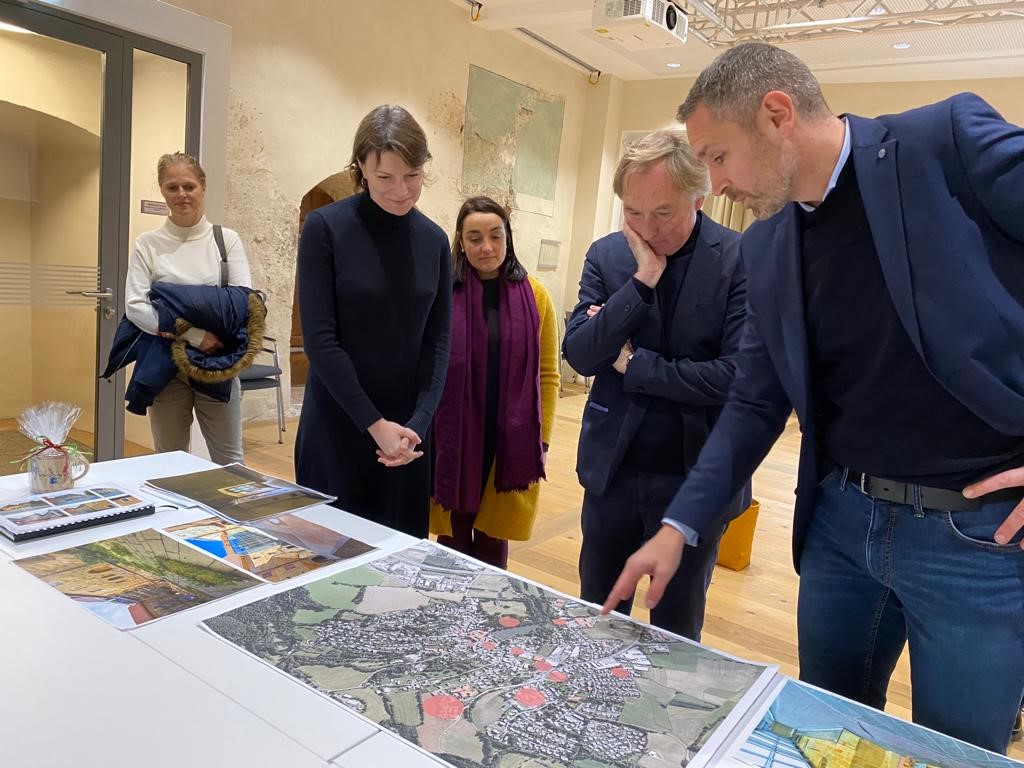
<box><xmin>868</xmin><ymin>5</ymin><xmax>888</xmax><ymax>14</ymax></box>
<box><xmin>666</xmin><ymin>62</ymin><xmax>682</xmax><ymax>68</ymax></box>
<box><xmin>892</xmin><ymin>41</ymin><xmax>911</xmax><ymax>49</ymax></box>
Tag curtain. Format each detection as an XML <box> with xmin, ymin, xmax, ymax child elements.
<box><xmin>705</xmin><ymin>194</ymin><xmax>756</xmax><ymax>233</ymax></box>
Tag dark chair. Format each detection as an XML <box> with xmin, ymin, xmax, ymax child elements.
<box><xmin>561</xmin><ymin>310</ymin><xmax>590</xmax><ymax>394</ymax></box>
<box><xmin>239</xmin><ymin>335</ymin><xmax>285</xmax><ymax>443</ymax></box>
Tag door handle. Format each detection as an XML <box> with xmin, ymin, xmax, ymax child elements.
<box><xmin>66</xmin><ymin>289</ymin><xmax>114</xmax><ymax>299</ymax></box>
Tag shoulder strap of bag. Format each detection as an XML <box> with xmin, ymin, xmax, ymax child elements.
<box><xmin>213</xmin><ymin>224</ymin><xmax>228</xmax><ymax>287</ymax></box>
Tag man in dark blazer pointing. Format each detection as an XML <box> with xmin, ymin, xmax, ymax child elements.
<box><xmin>564</xmin><ymin>130</ymin><xmax>749</xmax><ymax>642</ymax></box>
<box><xmin>605</xmin><ymin>43</ymin><xmax>1024</xmax><ymax>753</ymax></box>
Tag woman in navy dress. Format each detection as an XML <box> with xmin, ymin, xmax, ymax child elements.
<box><xmin>295</xmin><ymin>105</ymin><xmax>451</xmax><ymax>536</ymax></box>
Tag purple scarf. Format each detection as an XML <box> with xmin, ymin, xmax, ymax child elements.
<box><xmin>433</xmin><ymin>271</ymin><xmax>545</xmax><ymax>514</ymax></box>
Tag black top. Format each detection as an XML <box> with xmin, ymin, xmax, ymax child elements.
<box><xmin>293</xmin><ymin>192</ymin><xmax>452</xmax><ymax>535</ymax></box>
<box><xmin>481</xmin><ymin>277</ymin><xmax>501</xmax><ymax>491</ymax></box>
<box><xmin>620</xmin><ymin>215</ymin><xmax>701</xmax><ymax>474</ymax></box>
<box><xmin>801</xmin><ymin>159</ymin><xmax>1024</xmax><ymax>488</ymax></box>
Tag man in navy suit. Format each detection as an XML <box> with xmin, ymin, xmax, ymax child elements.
<box><xmin>604</xmin><ymin>43</ymin><xmax>1024</xmax><ymax>752</ymax></box>
<box><xmin>564</xmin><ymin>130</ymin><xmax>748</xmax><ymax>641</ymax></box>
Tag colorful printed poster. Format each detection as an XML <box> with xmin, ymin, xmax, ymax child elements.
<box><xmin>731</xmin><ymin>679</ymin><xmax>1022</xmax><ymax>768</ymax></box>
<box><xmin>163</xmin><ymin>516</ymin><xmax>374</xmax><ymax>583</ymax></box>
<box><xmin>16</xmin><ymin>529</ymin><xmax>261</xmax><ymax>629</ymax></box>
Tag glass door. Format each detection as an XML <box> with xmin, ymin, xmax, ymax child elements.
<box><xmin>0</xmin><ymin>4</ymin><xmax>123</xmax><ymax>468</ymax></box>
<box><xmin>0</xmin><ymin>1</ymin><xmax>202</xmax><ymax>465</ymax></box>
<box><xmin>122</xmin><ymin>48</ymin><xmax>191</xmax><ymax>457</ymax></box>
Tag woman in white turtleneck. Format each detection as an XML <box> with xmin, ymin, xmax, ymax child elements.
<box><xmin>125</xmin><ymin>152</ymin><xmax>252</xmax><ymax>464</ymax></box>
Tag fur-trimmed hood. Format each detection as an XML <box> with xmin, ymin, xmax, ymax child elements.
<box><xmin>166</xmin><ymin>290</ymin><xmax>267</xmax><ymax>383</ymax></box>
<box><xmin>101</xmin><ymin>283</ymin><xmax>266</xmax><ymax>415</ymax></box>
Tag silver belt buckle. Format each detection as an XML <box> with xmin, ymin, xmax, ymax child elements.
<box><xmin>860</xmin><ymin>473</ymin><xmax>867</xmax><ymax>494</ymax></box>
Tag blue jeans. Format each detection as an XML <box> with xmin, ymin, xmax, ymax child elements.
<box><xmin>798</xmin><ymin>468</ymin><xmax>1024</xmax><ymax>753</ymax></box>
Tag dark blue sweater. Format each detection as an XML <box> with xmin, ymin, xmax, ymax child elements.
<box><xmin>801</xmin><ymin>159</ymin><xmax>1024</xmax><ymax>488</ymax></box>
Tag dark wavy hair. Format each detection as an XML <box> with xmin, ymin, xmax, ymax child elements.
<box><xmin>452</xmin><ymin>196</ymin><xmax>527</xmax><ymax>284</ymax></box>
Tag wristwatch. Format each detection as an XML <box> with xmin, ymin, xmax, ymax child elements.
<box><xmin>625</xmin><ymin>352</ymin><xmax>634</xmax><ymax>369</ymax></box>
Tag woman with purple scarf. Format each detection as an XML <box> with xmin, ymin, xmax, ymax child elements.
<box><xmin>430</xmin><ymin>196</ymin><xmax>559</xmax><ymax>568</ymax></box>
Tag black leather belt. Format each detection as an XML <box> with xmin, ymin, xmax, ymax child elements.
<box><xmin>849</xmin><ymin>471</ymin><xmax>1022</xmax><ymax>512</ymax></box>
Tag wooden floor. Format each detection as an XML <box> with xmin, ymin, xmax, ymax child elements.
<box><xmin>242</xmin><ymin>389</ymin><xmax>1023</xmax><ymax>759</ymax></box>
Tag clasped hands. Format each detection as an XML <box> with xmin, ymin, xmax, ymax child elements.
<box><xmin>369</xmin><ymin>418</ymin><xmax>423</xmax><ymax>468</ymax></box>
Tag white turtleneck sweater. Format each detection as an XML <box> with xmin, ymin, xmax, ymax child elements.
<box><xmin>126</xmin><ymin>216</ymin><xmax>252</xmax><ymax>348</ymax></box>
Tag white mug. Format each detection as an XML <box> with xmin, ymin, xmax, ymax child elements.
<box><xmin>28</xmin><ymin>447</ymin><xmax>90</xmax><ymax>493</ymax></box>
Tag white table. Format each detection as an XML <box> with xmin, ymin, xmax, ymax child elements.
<box><xmin>128</xmin><ymin>459</ymin><xmax>415</xmax><ymax>760</ymax></box>
<box><xmin>332</xmin><ymin>731</ymin><xmax>449</xmax><ymax>767</ymax></box>
<box><xmin>0</xmin><ymin>534</ymin><xmax>333</xmax><ymax>768</ymax></box>
<box><xmin>0</xmin><ymin>452</ymin><xmax>414</xmax><ymax>766</ymax></box>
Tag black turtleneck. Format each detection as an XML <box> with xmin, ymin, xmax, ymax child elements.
<box><xmin>295</xmin><ymin>191</ymin><xmax>452</xmax><ymax>440</ymax></box>
<box><xmin>356</xmin><ymin>192</ymin><xmax>416</xmax><ymax>343</ymax></box>
<box><xmin>620</xmin><ymin>213</ymin><xmax>703</xmax><ymax>473</ymax></box>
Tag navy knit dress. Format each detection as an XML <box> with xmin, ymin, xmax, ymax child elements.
<box><xmin>294</xmin><ymin>192</ymin><xmax>452</xmax><ymax>536</ymax></box>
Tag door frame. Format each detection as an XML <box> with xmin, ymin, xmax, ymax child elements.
<box><xmin>0</xmin><ymin>0</ymin><xmax>203</xmax><ymax>460</ymax></box>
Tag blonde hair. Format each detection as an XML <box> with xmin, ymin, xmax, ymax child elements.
<box><xmin>613</xmin><ymin>130</ymin><xmax>710</xmax><ymax>200</ymax></box>
<box><xmin>157</xmin><ymin>152</ymin><xmax>207</xmax><ymax>188</ymax></box>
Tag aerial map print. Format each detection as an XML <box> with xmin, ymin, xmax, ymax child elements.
<box><xmin>204</xmin><ymin>542</ymin><xmax>773</xmax><ymax>767</ymax></box>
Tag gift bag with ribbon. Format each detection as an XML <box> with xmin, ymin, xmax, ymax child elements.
<box><xmin>17</xmin><ymin>402</ymin><xmax>91</xmax><ymax>493</ymax></box>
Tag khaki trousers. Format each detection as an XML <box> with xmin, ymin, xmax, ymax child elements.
<box><xmin>149</xmin><ymin>373</ymin><xmax>243</xmax><ymax>465</ymax></box>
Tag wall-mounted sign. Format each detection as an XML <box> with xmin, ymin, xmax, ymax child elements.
<box><xmin>141</xmin><ymin>200</ymin><xmax>169</xmax><ymax>215</ymax></box>
<box><xmin>537</xmin><ymin>239</ymin><xmax>561</xmax><ymax>271</ymax></box>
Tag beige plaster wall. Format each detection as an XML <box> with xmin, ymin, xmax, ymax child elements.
<box><xmin>0</xmin><ymin>34</ymin><xmax>101</xmax><ymax>432</ymax></box>
<box><xmin>122</xmin><ymin>53</ymin><xmax>191</xmax><ymax>449</ymax></box>
<box><xmin>560</xmin><ymin>75</ymin><xmax>1024</xmax><ymax>317</ymax></box>
<box><xmin>0</xmin><ymin>136</ymin><xmax>35</xmax><ymax>202</ymax></box>
<box><xmin>30</xmin><ymin>148</ymin><xmax>100</xmax><ymax>427</ymax></box>
<box><xmin>557</xmin><ymin>75</ymin><xmax>1024</xmax><ymax>313</ymax></box>
<box><xmin>563</xmin><ymin>74</ymin><xmax>625</xmax><ymax>315</ymax></box>
<box><xmin>165</xmin><ymin>0</ymin><xmax>590</xmax><ymax>420</ymax></box>
<box><xmin>127</xmin><ymin>53</ymin><xmax>189</xmax><ymax>253</ymax></box>
<box><xmin>616</xmin><ymin>75</ymin><xmax>1024</xmax><ymax>133</ymax></box>
<box><xmin>0</xmin><ymin>196</ymin><xmax>33</xmax><ymax>419</ymax></box>
<box><xmin>37</xmin><ymin>0</ymin><xmax>233</xmax><ymax>223</ymax></box>
<box><xmin>0</xmin><ymin>33</ymin><xmax>102</xmax><ymax>137</ymax></box>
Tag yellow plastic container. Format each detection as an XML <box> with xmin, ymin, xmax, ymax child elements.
<box><xmin>716</xmin><ymin>499</ymin><xmax>760</xmax><ymax>571</ymax></box>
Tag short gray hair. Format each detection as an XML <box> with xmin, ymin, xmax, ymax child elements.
<box><xmin>613</xmin><ymin>130</ymin><xmax>710</xmax><ymax>200</ymax></box>
<box><xmin>677</xmin><ymin>42</ymin><xmax>831</xmax><ymax>127</ymax></box>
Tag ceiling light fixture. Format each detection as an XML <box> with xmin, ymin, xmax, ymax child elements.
<box><xmin>868</xmin><ymin>6</ymin><xmax>888</xmax><ymax>15</ymax></box>
<box><xmin>892</xmin><ymin>41</ymin><xmax>911</xmax><ymax>49</ymax></box>
<box><xmin>666</xmin><ymin>62</ymin><xmax>682</xmax><ymax>68</ymax></box>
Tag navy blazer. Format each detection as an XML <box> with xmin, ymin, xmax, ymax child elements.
<box><xmin>663</xmin><ymin>93</ymin><xmax>1024</xmax><ymax>568</ymax></box>
<box><xmin>563</xmin><ymin>213</ymin><xmax>749</xmax><ymax>517</ymax></box>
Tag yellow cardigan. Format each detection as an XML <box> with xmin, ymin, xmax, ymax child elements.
<box><xmin>430</xmin><ymin>275</ymin><xmax>560</xmax><ymax>541</ymax></box>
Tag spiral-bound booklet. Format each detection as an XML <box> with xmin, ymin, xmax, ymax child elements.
<box><xmin>0</xmin><ymin>484</ymin><xmax>155</xmax><ymax>542</ymax></box>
